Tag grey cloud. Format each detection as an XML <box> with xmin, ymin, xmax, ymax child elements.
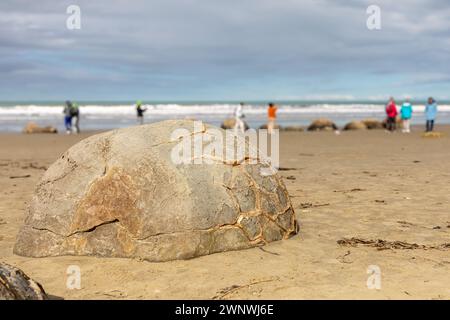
<box><xmin>0</xmin><ymin>0</ymin><xmax>449</xmax><ymax>99</ymax></box>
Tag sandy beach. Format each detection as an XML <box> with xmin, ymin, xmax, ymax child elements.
<box><xmin>0</xmin><ymin>126</ymin><xmax>449</xmax><ymax>300</ymax></box>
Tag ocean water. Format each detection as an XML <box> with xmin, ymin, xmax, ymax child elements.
<box><xmin>1</xmin><ymin>101</ymin><xmax>449</xmax><ymax>133</ymax></box>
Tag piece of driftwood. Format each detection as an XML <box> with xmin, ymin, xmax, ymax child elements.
<box><xmin>212</xmin><ymin>277</ymin><xmax>279</xmax><ymax>299</ymax></box>
<box><xmin>337</xmin><ymin>237</ymin><xmax>450</xmax><ymax>251</ymax></box>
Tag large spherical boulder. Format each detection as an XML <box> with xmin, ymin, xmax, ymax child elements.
<box><xmin>0</xmin><ymin>263</ymin><xmax>48</xmax><ymax>300</ymax></box>
<box><xmin>221</xmin><ymin>118</ymin><xmax>250</xmax><ymax>130</ymax></box>
<box><xmin>14</xmin><ymin>120</ymin><xmax>297</xmax><ymax>262</ymax></box>
<box><xmin>343</xmin><ymin>121</ymin><xmax>367</xmax><ymax>131</ymax></box>
<box><xmin>307</xmin><ymin>118</ymin><xmax>338</xmax><ymax>131</ymax></box>
<box><xmin>23</xmin><ymin>122</ymin><xmax>58</xmax><ymax>134</ymax></box>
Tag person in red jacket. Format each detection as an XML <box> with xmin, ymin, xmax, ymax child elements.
<box><xmin>385</xmin><ymin>97</ymin><xmax>398</xmax><ymax>132</ymax></box>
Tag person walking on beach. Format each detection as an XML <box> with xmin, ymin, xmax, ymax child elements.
<box><xmin>136</xmin><ymin>101</ymin><xmax>147</xmax><ymax>125</ymax></box>
<box><xmin>385</xmin><ymin>97</ymin><xmax>398</xmax><ymax>132</ymax></box>
<box><xmin>400</xmin><ymin>98</ymin><xmax>413</xmax><ymax>133</ymax></box>
<box><xmin>63</xmin><ymin>100</ymin><xmax>73</xmax><ymax>134</ymax></box>
<box><xmin>425</xmin><ymin>97</ymin><xmax>438</xmax><ymax>132</ymax></box>
<box><xmin>71</xmin><ymin>102</ymin><xmax>80</xmax><ymax>134</ymax></box>
<box><xmin>267</xmin><ymin>103</ymin><xmax>278</xmax><ymax>134</ymax></box>
<box><xmin>234</xmin><ymin>102</ymin><xmax>246</xmax><ymax>134</ymax></box>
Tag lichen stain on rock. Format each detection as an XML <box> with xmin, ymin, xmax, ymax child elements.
<box><xmin>70</xmin><ymin>167</ymin><xmax>140</xmax><ymax>236</ymax></box>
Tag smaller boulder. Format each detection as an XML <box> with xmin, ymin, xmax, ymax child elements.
<box><xmin>382</xmin><ymin>117</ymin><xmax>403</xmax><ymax>129</ymax></box>
<box><xmin>361</xmin><ymin>119</ymin><xmax>384</xmax><ymax>130</ymax></box>
<box><xmin>307</xmin><ymin>118</ymin><xmax>338</xmax><ymax>131</ymax></box>
<box><xmin>221</xmin><ymin>118</ymin><xmax>250</xmax><ymax>130</ymax></box>
<box><xmin>23</xmin><ymin>122</ymin><xmax>58</xmax><ymax>134</ymax></box>
<box><xmin>0</xmin><ymin>262</ymin><xmax>48</xmax><ymax>300</ymax></box>
<box><xmin>343</xmin><ymin>121</ymin><xmax>367</xmax><ymax>131</ymax></box>
<box><xmin>282</xmin><ymin>126</ymin><xmax>304</xmax><ymax>132</ymax></box>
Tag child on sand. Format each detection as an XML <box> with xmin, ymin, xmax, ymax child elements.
<box><xmin>267</xmin><ymin>103</ymin><xmax>278</xmax><ymax>134</ymax></box>
<box><xmin>385</xmin><ymin>97</ymin><xmax>398</xmax><ymax>132</ymax></box>
<box><xmin>400</xmin><ymin>99</ymin><xmax>413</xmax><ymax>133</ymax></box>
<box><xmin>425</xmin><ymin>97</ymin><xmax>437</xmax><ymax>132</ymax></box>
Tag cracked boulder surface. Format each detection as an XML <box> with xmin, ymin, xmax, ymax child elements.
<box><xmin>14</xmin><ymin>120</ymin><xmax>298</xmax><ymax>262</ymax></box>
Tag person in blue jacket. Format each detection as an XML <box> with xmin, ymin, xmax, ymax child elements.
<box><xmin>400</xmin><ymin>98</ymin><xmax>413</xmax><ymax>133</ymax></box>
<box><xmin>63</xmin><ymin>100</ymin><xmax>73</xmax><ymax>134</ymax></box>
<box><xmin>425</xmin><ymin>97</ymin><xmax>438</xmax><ymax>132</ymax></box>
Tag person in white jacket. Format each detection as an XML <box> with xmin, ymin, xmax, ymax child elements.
<box><xmin>234</xmin><ymin>102</ymin><xmax>246</xmax><ymax>135</ymax></box>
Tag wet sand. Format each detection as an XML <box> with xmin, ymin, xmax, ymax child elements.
<box><xmin>0</xmin><ymin>126</ymin><xmax>449</xmax><ymax>299</ymax></box>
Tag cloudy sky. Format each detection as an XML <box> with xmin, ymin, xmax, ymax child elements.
<box><xmin>1</xmin><ymin>0</ymin><xmax>449</xmax><ymax>101</ymax></box>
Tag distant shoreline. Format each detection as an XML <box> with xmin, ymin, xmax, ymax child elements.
<box><xmin>2</xmin><ymin>99</ymin><xmax>450</xmax><ymax>106</ymax></box>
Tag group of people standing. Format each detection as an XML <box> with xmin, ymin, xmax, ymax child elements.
<box><xmin>235</xmin><ymin>98</ymin><xmax>438</xmax><ymax>135</ymax></box>
<box><xmin>385</xmin><ymin>97</ymin><xmax>438</xmax><ymax>133</ymax></box>
<box><xmin>63</xmin><ymin>100</ymin><xmax>80</xmax><ymax>134</ymax></box>
<box><xmin>134</xmin><ymin>100</ymin><xmax>279</xmax><ymax>135</ymax></box>
<box><xmin>67</xmin><ymin>99</ymin><xmax>437</xmax><ymax>135</ymax></box>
